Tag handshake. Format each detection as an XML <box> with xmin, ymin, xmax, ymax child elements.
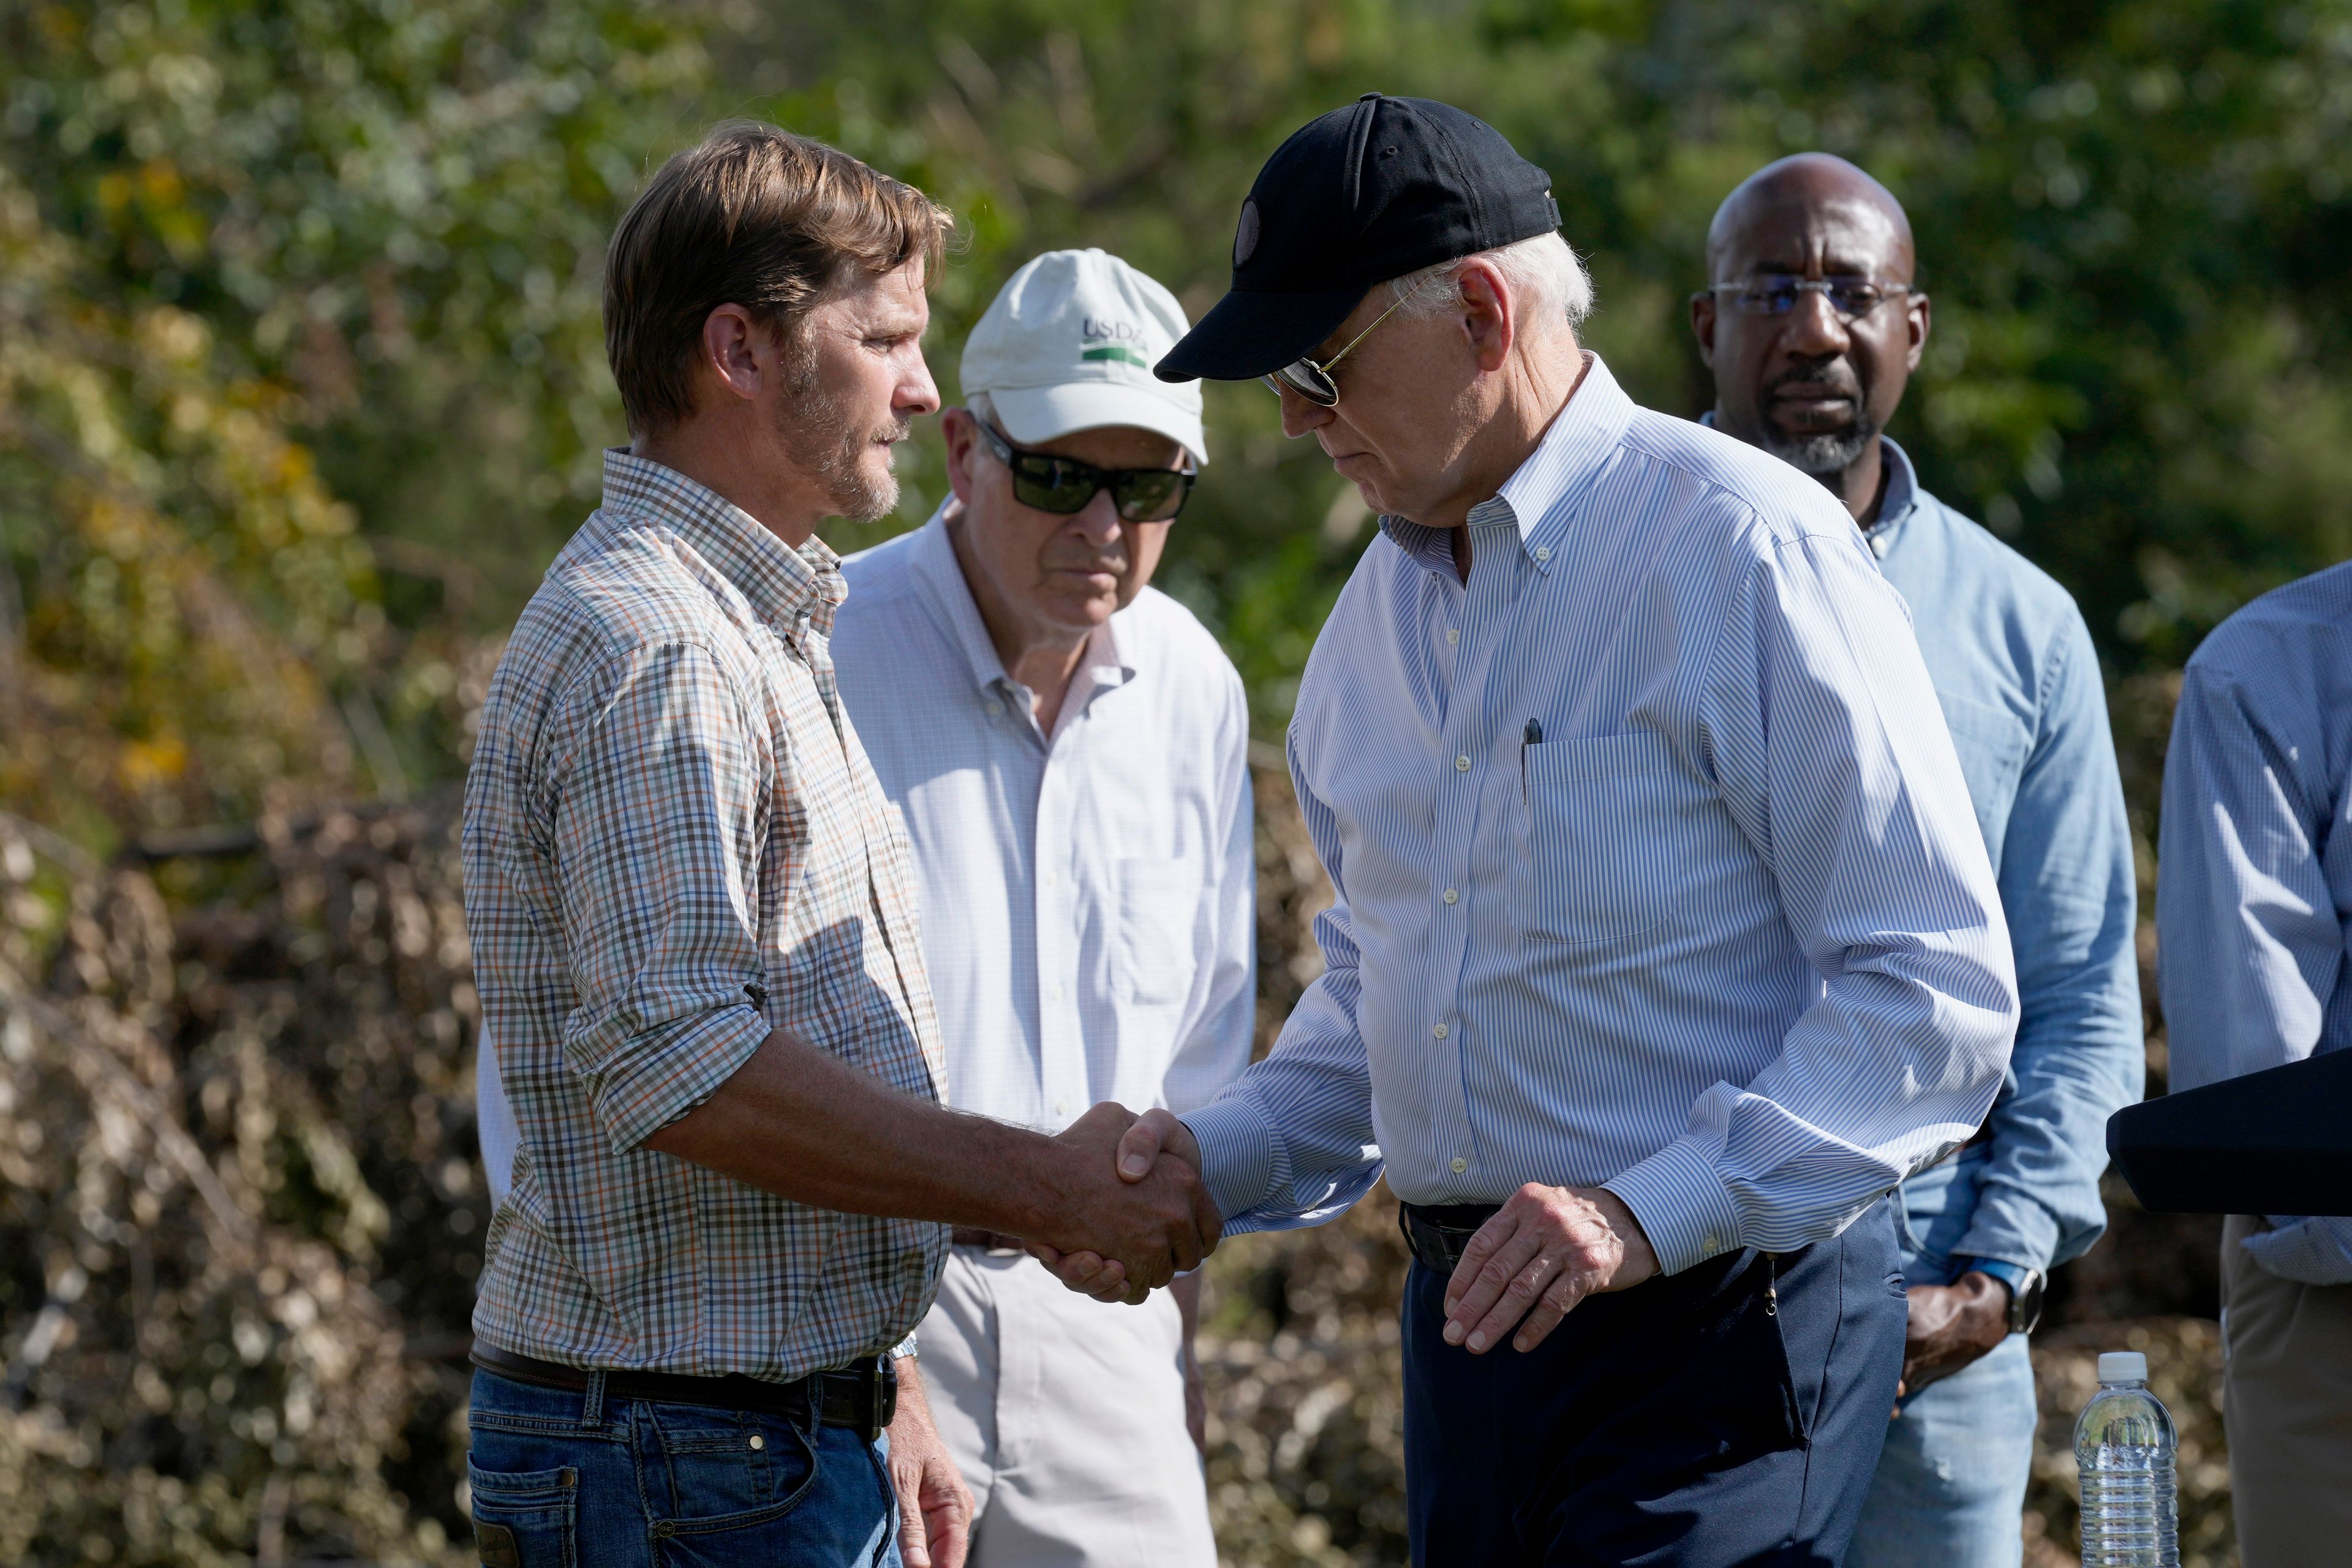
<box><xmin>1021</xmin><ymin>1104</ymin><xmax>1217</xmax><ymax>1305</ymax></box>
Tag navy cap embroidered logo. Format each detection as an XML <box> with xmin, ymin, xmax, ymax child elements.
<box><xmin>1233</xmin><ymin>200</ymin><xmax>1262</xmax><ymax>268</ymax></box>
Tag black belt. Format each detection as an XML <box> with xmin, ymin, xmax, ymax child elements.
<box><xmin>1398</xmin><ymin>1202</ymin><xmax>1504</xmax><ymax>1275</ymax></box>
<box><xmin>470</xmin><ymin>1341</ymin><xmax>898</xmax><ymax>1442</ymax></box>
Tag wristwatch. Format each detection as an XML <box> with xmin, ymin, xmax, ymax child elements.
<box><xmin>1961</xmin><ymin>1257</ymin><xmax>2045</xmax><ymax>1335</ymax></box>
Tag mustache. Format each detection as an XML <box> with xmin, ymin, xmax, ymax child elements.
<box><xmin>1762</xmin><ymin>363</ymin><xmax>1865</xmax><ymax>403</ymax></box>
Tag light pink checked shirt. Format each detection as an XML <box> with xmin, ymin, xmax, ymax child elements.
<box><xmin>463</xmin><ymin>449</ymin><xmax>948</xmax><ymax>1380</ymax></box>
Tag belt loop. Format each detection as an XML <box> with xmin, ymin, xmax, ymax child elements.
<box><xmin>581</xmin><ymin>1370</ymin><xmax>606</xmax><ymax>1428</ymax></box>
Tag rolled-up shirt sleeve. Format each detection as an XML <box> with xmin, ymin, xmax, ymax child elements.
<box><xmin>1183</xmin><ymin>729</ymin><xmax>1385</xmax><ymax>1233</ymax></box>
<box><xmin>548</xmin><ymin>641</ymin><xmax>774</xmax><ymax>1153</ymax></box>
<box><xmin>1604</xmin><ymin>533</ymin><xmax>2021</xmax><ymax>1275</ymax></box>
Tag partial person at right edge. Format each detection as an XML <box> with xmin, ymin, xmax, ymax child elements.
<box><xmin>2157</xmin><ymin>559</ymin><xmax>2352</xmax><ymax>1568</ymax></box>
<box><xmin>1693</xmin><ymin>154</ymin><xmax>2144</xmax><ymax>1568</ymax></box>
<box><xmin>1052</xmin><ymin>96</ymin><xmax>2021</xmax><ymax>1568</ymax></box>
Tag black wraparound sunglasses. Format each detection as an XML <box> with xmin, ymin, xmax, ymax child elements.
<box><xmin>973</xmin><ymin>418</ymin><xmax>1197</xmax><ymax>523</ymax></box>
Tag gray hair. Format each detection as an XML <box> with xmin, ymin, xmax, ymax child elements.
<box><xmin>962</xmin><ymin>389</ymin><xmax>999</xmax><ymax>428</ymax></box>
<box><xmin>1387</xmin><ymin>231</ymin><xmax>1593</xmax><ymax>334</ymax></box>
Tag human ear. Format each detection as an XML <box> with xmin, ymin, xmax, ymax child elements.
<box><xmin>698</xmin><ymin>303</ymin><xmax>766</xmax><ymax>405</ymax></box>
<box><xmin>1691</xmin><ymin>292</ymin><xmax>1717</xmax><ymax>368</ymax></box>
<box><xmin>1455</xmin><ymin>258</ymin><xmax>1516</xmax><ymax>374</ymax></box>
<box><xmin>941</xmin><ymin>407</ymin><xmax>982</xmax><ymax>505</ymax></box>
<box><xmin>1905</xmin><ymin>293</ymin><xmax>1931</xmax><ymax>374</ymax></box>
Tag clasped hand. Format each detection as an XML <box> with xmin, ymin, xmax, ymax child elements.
<box><xmin>1028</xmin><ymin>1104</ymin><xmax>1222</xmax><ymax>1304</ymax></box>
<box><xmin>1438</xmin><ymin>1183</ymin><xmax>1659</xmax><ymax>1353</ymax></box>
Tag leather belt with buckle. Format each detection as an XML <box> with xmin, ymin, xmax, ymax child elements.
<box><xmin>470</xmin><ymin>1341</ymin><xmax>898</xmax><ymax>1442</ymax></box>
<box><xmin>1398</xmin><ymin>1201</ymin><xmax>1504</xmax><ymax>1275</ymax></box>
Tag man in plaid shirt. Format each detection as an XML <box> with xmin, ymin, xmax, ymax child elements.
<box><xmin>460</xmin><ymin>123</ymin><xmax>1219</xmax><ymax>1568</ymax></box>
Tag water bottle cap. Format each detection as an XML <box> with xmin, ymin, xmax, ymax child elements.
<box><xmin>2098</xmin><ymin>1351</ymin><xmax>2148</xmax><ymax>1383</ymax></box>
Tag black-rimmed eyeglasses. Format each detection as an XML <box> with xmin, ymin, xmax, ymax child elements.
<box><xmin>972</xmin><ymin>418</ymin><xmax>1197</xmax><ymax>523</ymax></box>
<box><xmin>1699</xmin><ymin>274</ymin><xmax>1921</xmax><ymax>321</ymax></box>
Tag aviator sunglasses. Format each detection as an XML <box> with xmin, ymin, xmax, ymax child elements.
<box><xmin>973</xmin><ymin>417</ymin><xmax>1197</xmax><ymax>522</ymax></box>
<box><xmin>1260</xmin><ymin>274</ymin><xmax>1438</xmax><ymax>408</ymax></box>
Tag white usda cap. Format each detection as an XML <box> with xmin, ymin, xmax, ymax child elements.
<box><xmin>959</xmin><ymin>249</ymin><xmax>1207</xmax><ymax>466</ymax></box>
<box><xmin>2098</xmin><ymin>1351</ymin><xmax>2148</xmax><ymax>1384</ymax></box>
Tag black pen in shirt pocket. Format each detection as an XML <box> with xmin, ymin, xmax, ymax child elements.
<box><xmin>1520</xmin><ymin>718</ymin><xmax>1544</xmax><ymax>802</ymax></box>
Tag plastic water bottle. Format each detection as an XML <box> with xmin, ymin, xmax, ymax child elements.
<box><xmin>2075</xmin><ymin>1350</ymin><xmax>2180</xmax><ymax>1566</ymax></box>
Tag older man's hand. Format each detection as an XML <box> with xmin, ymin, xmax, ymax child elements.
<box><xmin>1441</xmin><ymin>1184</ymin><xmax>1659</xmax><ymax>1354</ymax></box>
<box><xmin>1029</xmin><ymin>1107</ymin><xmax>1217</xmax><ymax>1304</ymax></box>
<box><xmin>1028</xmin><ymin>1104</ymin><xmax>1221</xmax><ymax>1302</ymax></box>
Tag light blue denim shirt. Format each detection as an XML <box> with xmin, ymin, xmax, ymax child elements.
<box><xmin>1865</xmin><ymin>437</ymin><xmax>2144</xmax><ymax>1280</ymax></box>
<box><xmin>2157</xmin><ymin>559</ymin><xmax>2352</xmax><ymax>1284</ymax></box>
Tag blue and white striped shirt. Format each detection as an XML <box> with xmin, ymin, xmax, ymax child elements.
<box><xmin>2157</xmin><ymin>559</ymin><xmax>2352</xmax><ymax>1283</ymax></box>
<box><xmin>1182</xmin><ymin>355</ymin><xmax>2020</xmax><ymax>1276</ymax></box>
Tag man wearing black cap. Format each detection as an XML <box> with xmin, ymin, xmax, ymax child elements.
<box><xmin>1048</xmin><ymin>96</ymin><xmax>2019</xmax><ymax>1565</ymax></box>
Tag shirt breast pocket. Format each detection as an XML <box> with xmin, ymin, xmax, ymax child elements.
<box><xmin>1515</xmin><ymin>732</ymin><xmax>1694</xmax><ymax>948</ymax></box>
<box><xmin>1933</xmin><ymin>688</ymin><xmax>2031</xmax><ymax>851</ymax></box>
<box><xmin>1115</xmin><ymin>858</ymin><xmax>1198</xmax><ymax>1005</ymax></box>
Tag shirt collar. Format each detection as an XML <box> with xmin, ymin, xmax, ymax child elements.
<box><xmin>595</xmin><ymin>448</ymin><xmax>847</xmax><ymax>633</ymax></box>
<box><xmin>1867</xmin><ymin>434</ymin><xmax>1921</xmax><ymax>545</ymax></box>
<box><xmin>906</xmin><ymin>505</ymin><xmax>1136</xmax><ymax>701</ymax></box>
<box><xmin>1692</xmin><ymin>413</ymin><xmax>1919</xmax><ymax>548</ymax></box>
<box><xmin>1379</xmin><ymin>351</ymin><xmax>1634</xmax><ymax>578</ymax></box>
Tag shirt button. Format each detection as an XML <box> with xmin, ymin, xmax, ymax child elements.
<box><xmin>984</xmin><ymin>699</ymin><xmax>1004</xmax><ymax>717</ymax></box>
<box><xmin>1534</xmin><ymin>545</ymin><xmax>1551</xmax><ymax>563</ymax></box>
<box><xmin>1450</xmin><ymin>1156</ymin><xmax>1468</xmax><ymax>1174</ymax></box>
<box><xmin>1703</xmin><ymin>1234</ymin><xmax>1721</xmax><ymax>1253</ymax></box>
<box><xmin>1050</xmin><ymin>984</ymin><xmax>1065</xmax><ymax>1003</ymax></box>
<box><xmin>1055</xmin><ymin>1099</ymin><xmax>1069</xmax><ymax>1117</ymax></box>
<box><xmin>1431</xmin><ymin>1022</ymin><xmax>1449</xmax><ymax>1040</ymax></box>
<box><xmin>1454</xmin><ymin>755</ymin><xmax>1471</xmax><ymax>772</ymax></box>
<box><xmin>1043</xmin><ymin>870</ymin><xmax>1057</xmax><ymax>889</ymax></box>
<box><xmin>1442</xmin><ymin>888</ymin><xmax>1458</xmax><ymax>905</ymax></box>
<box><xmin>1446</xmin><ymin>628</ymin><xmax>1460</xmax><ymax>646</ymax></box>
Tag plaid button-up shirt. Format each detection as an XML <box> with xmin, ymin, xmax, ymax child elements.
<box><xmin>463</xmin><ymin>448</ymin><xmax>948</xmax><ymax>1380</ymax></box>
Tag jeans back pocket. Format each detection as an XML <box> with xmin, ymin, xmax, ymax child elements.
<box><xmin>467</xmin><ymin>1460</ymin><xmax>577</xmax><ymax>1568</ymax></box>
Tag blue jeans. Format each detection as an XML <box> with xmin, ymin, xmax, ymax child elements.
<box><xmin>1846</xmin><ymin>1148</ymin><xmax>2038</xmax><ymax>1568</ymax></box>
<box><xmin>466</xmin><ymin>1368</ymin><xmax>902</xmax><ymax>1567</ymax></box>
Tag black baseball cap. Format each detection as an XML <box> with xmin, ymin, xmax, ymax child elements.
<box><xmin>1156</xmin><ymin>94</ymin><xmax>1561</xmax><ymax>384</ymax></box>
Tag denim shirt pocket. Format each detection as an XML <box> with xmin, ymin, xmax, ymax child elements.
<box><xmin>1931</xmin><ymin>688</ymin><xmax>2031</xmax><ymax>856</ymax></box>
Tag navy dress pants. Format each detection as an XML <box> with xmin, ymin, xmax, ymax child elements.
<box><xmin>1403</xmin><ymin>1200</ymin><xmax>1907</xmax><ymax>1567</ymax></box>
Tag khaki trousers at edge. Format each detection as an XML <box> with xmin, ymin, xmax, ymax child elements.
<box><xmin>2220</xmin><ymin>1214</ymin><xmax>2352</xmax><ymax>1567</ymax></box>
<box><xmin>919</xmin><ymin>1248</ymin><xmax>1216</xmax><ymax>1568</ymax></box>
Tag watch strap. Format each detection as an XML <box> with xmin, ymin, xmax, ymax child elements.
<box><xmin>1960</xmin><ymin>1256</ymin><xmax>2042</xmax><ymax>1333</ymax></box>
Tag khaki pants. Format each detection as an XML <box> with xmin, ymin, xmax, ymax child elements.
<box><xmin>919</xmin><ymin>1248</ymin><xmax>1216</xmax><ymax>1568</ymax></box>
<box><xmin>2220</xmin><ymin>1214</ymin><xmax>2352</xmax><ymax>1567</ymax></box>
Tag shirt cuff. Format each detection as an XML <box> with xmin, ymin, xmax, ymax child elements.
<box><xmin>590</xmin><ymin>1004</ymin><xmax>771</xmax><ymax>1154</ymax></box>
<box><xmin>2243</xmin><ymin>1216</ymin><xmax>2352</xmax><ymax>1286</ymax></box>
<box><xmin>1180</xmin><ymin>1095</ymin><xmax>1281</xmax><ymax>1225</ymax></box>
<box><xmin>1601</xmin><ymin>1138</ymin><xmax>1746</xmax><ymax>1276</ymax></box>
<box><xmin>1951</xmin><ymin>1195</ymin><xmax>2062</xmax><ymax>1276</ymax></box>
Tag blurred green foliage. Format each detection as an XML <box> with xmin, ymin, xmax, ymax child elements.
<box><xmin>7</xmin><ymin>0</ymin><xmax>2351</xmax><ymax>824</ymax></box>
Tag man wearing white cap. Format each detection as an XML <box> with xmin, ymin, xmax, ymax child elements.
<box><xmin>830</xmin><ymin>248</ymin><xmax>1250</xmax><ymax>1567</ymax></box>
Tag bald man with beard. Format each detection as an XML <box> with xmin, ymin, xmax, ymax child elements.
<box><xmin>1693</xmin><ymin>156</ymin><xmax>2144</xmax><ymax>1568</ymax></box>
